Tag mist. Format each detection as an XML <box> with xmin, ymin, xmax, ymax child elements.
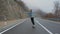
<box><xmin>22</xmin><ymin>0</ymin><xmax>59</xmax><ymax>13</ymax></box>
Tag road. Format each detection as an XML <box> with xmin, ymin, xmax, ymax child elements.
<box><xmin>2</xmin><ymin>18</ymin><xmax>60</xmax><ymax>34</ymax></box>
<box><xmin>36</xmin><ymin>18</ymin><xmax>60</xmax><ymax>34</ymax></box>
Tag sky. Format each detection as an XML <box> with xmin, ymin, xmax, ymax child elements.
<box><xmin>22</xmin><ymin>0</ymin><xmax>59</xmax><ymax>13</ymax></box>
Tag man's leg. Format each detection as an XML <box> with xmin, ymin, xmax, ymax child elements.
<box><xmin>31</xmin><ymin>17</ymin><xmax>35</xmax><ymax>28</ymax></box>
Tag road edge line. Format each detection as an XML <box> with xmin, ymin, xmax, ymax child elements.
<box><xmin>0</xmin><ymin>19</ymin><xmax>26</xmax><ymax>34</ymax></box>
<box><xmin>35</xmin><ymin>19</ymin><xmax>53</xmax><ymax>34</ymax></box>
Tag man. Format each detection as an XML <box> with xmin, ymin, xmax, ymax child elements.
<box><xmin>30</xmin><ymin>9</ymin><xmax>35</xmax><ymax>28</ymax></box>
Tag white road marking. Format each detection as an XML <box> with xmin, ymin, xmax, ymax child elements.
<box><xmin>35</xmin><ymin>19</ymin><xmax>53</xmax><ymax>34</ymax></box>
<box><xmin>0</xmin><ymin>33</ymin><xmax>1</xmax><ymax>34</ymax></box>
<box><xmin>0</xmin><ymin>20</ymin><xmax>26</xmax><ymax>34</ymax></box>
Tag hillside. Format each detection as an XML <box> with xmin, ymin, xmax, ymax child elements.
<box><xmin>0</xmin><ymin>0</ymin><xmax>30</xmax><ymax>21</ymax></box>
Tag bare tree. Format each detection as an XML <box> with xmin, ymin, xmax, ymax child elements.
<box><xmin>54</xmin><ymin>1</ymin><xmax>60</xmax><ymax>17</ymax></box>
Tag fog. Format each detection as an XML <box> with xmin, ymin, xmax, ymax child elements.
<box><xmin>21</xmin><ymin>0</ymin><xmax>60</xmax><ymax>13</ymax></box>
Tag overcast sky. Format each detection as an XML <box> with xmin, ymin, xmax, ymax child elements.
<box><xmin>22</xmin><ymin>0</ymin><xmax>59</xmax><ymax>13</ymax></box>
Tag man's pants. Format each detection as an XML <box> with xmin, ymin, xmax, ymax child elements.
<box><xmin>31</xmin><ymin>17</ymin><xmax>35</xmax><ymax>25</ymax></box>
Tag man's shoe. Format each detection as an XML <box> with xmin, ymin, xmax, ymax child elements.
<box><xmin>32</xmin><ymin>25</ymin><xmax>35</xmax><ymax>28</ymax></box>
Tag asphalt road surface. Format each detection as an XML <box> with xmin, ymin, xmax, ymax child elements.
<box><xmin>2</xmin><ymin>18</ymin><xmax>60</xmax><ymax>34</ymax></box>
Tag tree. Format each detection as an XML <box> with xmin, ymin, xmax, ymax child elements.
<box><xmin>45</xmin><ymin>13</ymin><xmax>55</xmax><ymax>18</ymax></box>
<box><xmin>54</xmin><ymin>1</ymin><xmax>60</xmax><ymax>17</ymax></box>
